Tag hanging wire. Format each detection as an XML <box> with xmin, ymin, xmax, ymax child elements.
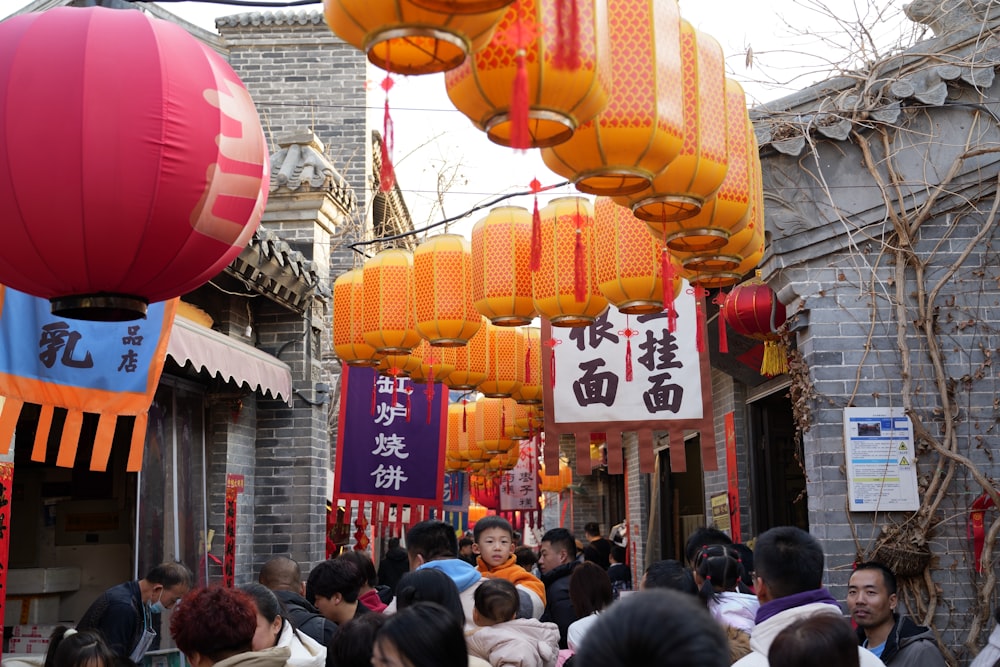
<box><xmin>347</xmin><ymin>179</ymin><xmax>570</xmax><ymax>257</ymax></box>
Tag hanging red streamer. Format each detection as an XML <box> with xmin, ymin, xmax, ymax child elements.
<box><xmin>695</xmin><ymin>287</ymin><xmax>707</xmax><ymax>354</ymax></box>
<box><xmin>425</xmin><ymin>367</ymin><xmax>435</xmax><ymax>425</ymax></box>
<box><xmin>530</xmin><ymin>178</ymin><xmax>543</xmax><ymax>271</ymax></box>
<box><xmin>370</xmin><ymin>377</ymin><xmax>377</xmax><ymax>416</ymax></box>
<box><xmin>502</xmin><ymin>0</ymin><xmax>540</xmax><ymax>151</ymax></box>
<box><xmin>618</xmin><ymin>319</ymin><xmax>636</xmax><ymax>383</ymax></box>
<box><xmin>553</xmin><ymin>0</ymin><xmax>580</xmax><ymax>70</ymax></box>
<box><xmin>573</xmin><ymin>201</ymin><xmax>586</xmax><ymax>302</ymax></box>
<box><xmin>405</xmin><ymin>386</ymin><xmax>412</xmax><ymax>423</ymax></box>
<box><xmin>546</xmin><ymin>338</ymin><xmax>561</xmax><ymax>388</ymax></box>
<box><xmin>462</xmin><ymin>398</ymin><xmax>468</xmax><ymax>431</ymax></box>
<box><xmin>662</xmin><ymin>247</ymin><xmax>677</xmax><ymax>332</ymax></box>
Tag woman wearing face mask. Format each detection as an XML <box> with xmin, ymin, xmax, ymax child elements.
<box><xmin>240</xmin><ymin>584</ymin><xmax>326</xmax><ymax>667</ymax></box>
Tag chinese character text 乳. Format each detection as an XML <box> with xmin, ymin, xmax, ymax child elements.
<box><xmin>38</xmin><ymin>322</ymin><xmax>94</xmax><ymax>369</ymax></box>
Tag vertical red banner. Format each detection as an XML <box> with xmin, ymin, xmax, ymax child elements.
<box><xmin>224</xmin><ymin>474</ymin><xmax>245</xmax><ymax>588</ymax></box>
<box><xmin>0</xmin><ymin>461</ymin><xmax>13</xmax><ymax>663</ymax></box>
<box><xmin>724</xmin><ymin>413</ymin><xmax>741</xmax><ymax>543</ymax></box>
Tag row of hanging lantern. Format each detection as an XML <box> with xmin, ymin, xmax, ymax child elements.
<box><xmin>445</xmin><ymin>397</ymin><xmax>541</xmax><ymax>475</ymax></box>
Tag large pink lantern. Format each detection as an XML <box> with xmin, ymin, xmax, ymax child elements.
<box><xmin>0</xmin><ymin>7</ymin><xmax>269</xmax><ymax>320</ymax></box>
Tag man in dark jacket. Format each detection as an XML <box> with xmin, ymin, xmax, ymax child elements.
<box><xmin>259</xmin><ymin>555</ymin><xmax>338</xmax><ymax>667</ymax></box>
<box><xmin>582</xmin><ymin>522</ymin><xmax>613</xmax><ymax>569</ymax></box>
<box><xmin>848</xmin><ymin>561</ymin><xmax>947</xmax><ymax>666</ymax></box>
<box><xmin>377</xmin><ymin>537</ymin><xmax>409</xmax><ymax>595</ymax></box>
<box><xmin>77</xmin><ymin>561</ymin><xmax>193</xmax><ymax>665</ymax></box>
<box><xmin>538</xmin><ymin>527</ymin><xmax>580</xmax><ymax>649</ymax></box>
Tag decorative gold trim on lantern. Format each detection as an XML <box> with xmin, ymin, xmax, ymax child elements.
<box><xmin>365</xmin><ymin>27</ymin><xmax>468</xmax><ymax>74</ymax></box>
<box><xmin>665</xmin><ymin>227</ymin><xmax>728</xmax><ymax>251</ymax></box>
<box><xmin>631</xmin><ymin>193</ymin><xmax>703</xmax><ymax>223</ymax></box>
<box><xmin>408</xmin><ymin>0</ymin><xmax>514</xmax><ymax>13</ymax></box>
<box><xmin>685</xmin><ymin>270</ymin><xmax>742</xmax><ymax>288</ymax></box>
<box><xmin>484</xmin><ymin>108</ymin><xmax>577</xmax><ymax>149</ymax></box>
<box><xmin>573</xmin><ymin>167</ymin><xmax>652</xmax><ymax>197</ymax></box>
<box><xmin>51</xmin><ymin>294</ymin><xmax>148</xmax><ymax>322</ymax></box>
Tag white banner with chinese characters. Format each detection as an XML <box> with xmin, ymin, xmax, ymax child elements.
<box><xmin>542</xmin><ymin>284</ymin><xmax>717</xmax><ymax>476</ymax></box>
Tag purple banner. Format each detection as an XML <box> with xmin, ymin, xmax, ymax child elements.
<box><xmin>333</xmin><ymin>365</ymin><xmax>446</xmax><ymax>507</ymax></box>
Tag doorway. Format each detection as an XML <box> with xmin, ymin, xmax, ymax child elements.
<box><xmin>656</xmin><ymin>435</ymin><xmax>705</xmax><ymax>562</ymax></box>
<box><xmin>748</xmin><ymin>392</ymin><xmax>807</xmax><ymax>532</ymax></box>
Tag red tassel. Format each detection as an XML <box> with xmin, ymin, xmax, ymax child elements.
<box><xmin>379</xmin><ymin>75</ymin><xmax>396</xmax><ymax>192</ymax></box>
<box><xmin>462</xmin><ymin>398</ymin><xmax>468</xmax><ymax>431</ymax></box>
<box><xmin>525</xmin><ymin>347</ymin><xmax>532</xmax><ymax>384</ymax></box>
<box><xmin>405</xmin><ymin>387</ymin><xmax>412</xmax><ymax>423</ymax></box>
<box><xmin>553</xmin><ymin>0</ymin><xmax>580</xmax><ymax>70</ymax></box>
<box><xmin>695</xmin><ymin>288</ymin><xmax>707</xmax><ymax>354</ymax></box>
<box><xmin>625</xmin><ymin>337</ymin><xmax>633</xmax><ymax>382</ymax></box>
<box><xmin>391</xmin><ymin>370</ymin><xmax>398</xmax><ymax>407</ymax></box>
<box><xmin>510</xmin><ymin>49</ymin><xmax>530</xmax><ymax>150</ymax></box>
<box><xmin>530</xmin><ymin>179</ymin><xmax>542</xmax><ymax>271</ymax></box>
<box><xmin>550</xmin><ymin>347</ymin><xmax>557</xmax><ymax>388</ymax></box>
<box><xmin>573</xmin><ymin>202</ymin><xmax>586</xmax><ymax>302</ymax></box>
<box><xmin>716</xmin><ymin>291</ymin><xmax>729</xmax><ymax>354</ymax></box>
<box><xmin>425</xmin><ymin>367</ymin><xmax>435</xmax><ymax>425</ymax></box>
<box><xmin>371</xmin><ymin>376</ymin><xmax>377</xmax><ymax>416</ymax></box>
<box><xmin>663</xmin><ymin>247</ymin><xmax>677</xmax><ymax>332</ymax></box>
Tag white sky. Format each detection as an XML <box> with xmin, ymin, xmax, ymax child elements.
<box><xmin>3</xmin><ymin>0</ymin><xmax>919</xmax><ymax>234</ymax></box>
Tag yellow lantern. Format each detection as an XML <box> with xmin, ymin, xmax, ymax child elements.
<box><xmin>362</xmin><ymin>248</ymin><xmax>421</xmax><ymax>354</ymax></box>
<box><xmin>445</xmin><ymin>0</ymin><xmax>612</xmax><ymax>148</ymax></box>
<box><xmin>479</xmin><ymin>322</ymin><xmax>524</xmax><ymax>398</ymax></box>
<box><xmin>649</xmin><ymin>79</ymin><xmax>751</xmax><ymax>253</ymax></box>
<box><xmin>408</xmin><ymin>339</ymin><xmax>457</xmax><ymax>383</ymax></box>
<box><xmin>471</xmin><ymin>206</ymin><xmax>536</xmax><ymax>326</ymax></box>
<box><xmin>497</xmin><ymin>444</ymin><xmax>520</xmax><ymax>470</ymax></box>
<box><xmin>510</xmin><ymin>326</ymin><xmax>542</xmax><ymax>404</ymax></box>
<box><xmin>593</xmin><ymin>197</ymin><xmax>683</xmax><ymax>314</ymax></box>
<box><xmin>447</xmin><ymin>403</ymin><xmax>469</xmax><ymax>466</ymax></box>
<box><xmin>332</xmin><ymin>268</ymin><xmax>379</xmax><ymax>366</ymax></box>
<box><xmin>475</xmin><ymin>396</ymin><xmax>518</xmax><ymax>455</ymax></box>
<box><xmin>442</xmin><ymin>316</ymin><xmax>490</xmax><ymax>390</ymax></box>
<box><xmin>459</xmin><ymin>401</ymin><xmax>488</xmax><ymax>462</ymax></box>
<box><xmin>621</xmin><ymin>22</ymin><xmax>728</xmax><ymax>223</ymax></box>
<box><xmin>409</xmin><ymin>0</ymin><xmax>513</xmax><ymax>13</ymax></box>
<box><xmin>540</xmin><ymin>0</ymin><xmax>684</xmax><ymax>196</ymax></box>
<box><xmin>539</xmin><ymin>460</ymin><xmax>572</xmax><ymax>493</ymax></box>
<box><xmin>414</xmin><ymin>234</ymin><xmax>482</xmax><ymax>346</ymax></box>
<box><xmin>377</xmin><ymin>350</ymin><xmax>422</xmax><ymax>377</ymax></box>
<box><xmin>322</xmin><ymin>0</ymin><xmax>507</xmax><ymax>75</ymax></box>
<box><xmin>468</xmin><ymin>502</ymin><xmax>488</xmax><ymax>524</ymax></box>
<box><xmin>532</xmin><ymin>197</ymin><xmax>609</xmax><ymax>327</ymax></box>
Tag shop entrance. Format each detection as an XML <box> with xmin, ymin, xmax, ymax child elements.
<box><xmin>655</xmin><ymin>435</ymin><xmax>705</xmax><ymax>563</ymax></box>
<box><xmin>748</xmin><ymin>391</ymin><xmax>807</xmax><ymax>532</ymax></box>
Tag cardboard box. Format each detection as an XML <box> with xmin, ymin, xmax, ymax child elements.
<box><xmin>8</xmin><ymin>568</ymin><xmax>81</xmax><ymax>596</ymax></box>
<box><xmin>4</xmin><ymin>596</ymin><xmax>61</xmax><ymax>626</ymax></box>
<box><xmin>7</xmin><ymin>637</ymin><xmax>50</xmax><ymax>655</ymax></box>
<box><xmin>11</xmin><ymin>624</ymin><xmax>62</xmax><ymax>638</ymax></box>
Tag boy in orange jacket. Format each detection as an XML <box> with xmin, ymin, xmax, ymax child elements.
<box><xmin>474</xmin><ymin>516</ymin><xmax>546</xmax><ymax>619</ymax></box>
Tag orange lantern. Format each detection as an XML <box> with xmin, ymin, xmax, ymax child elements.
<box><xmin>539</xmin><ymin>460</ymin><xmax>572</xmax><ymax>493</ymax></box>
<box><xmin>479</xmin><ymin>322</ymin><xmax>524</xmax><ymax>397</ymax></box>
<box><xmin>414</xmin><ymin>234</ymin><xmax>482</xmax><ymax>346</ymax></box>
<box><xmin>332</xmin><ymin>268</ymin><xmax>379</xmax><ymax>366</ymax></box>
<box><xmin>410</xmin><ymin>0</ymin><xmax>514</xmax><ymax>13</ymax></box>
<box><xmin>497</xmin><ymin>444</ymin><xmax>520</xmax><ymax>470</ymax></box>
<box><xmin>322</xmin><ymin>0</ymin><xmax>507</xmax><ymax>75</ymax></box>
<box><xmin>540</xmin><ymin>0</ymin><xmax>684</xmax><ymax>196</ymax></box>
<box><xmin>447</xmin><ymin>403</ymin><xmax>469</xmax><ymax>468</ymax></box>
<box><xmin>445</xmin><ymin>0</ymin><xmax>612</xmax><ymax>148</ymax></box>
<box><xmin>510</xmin><ymin>326</ymin><xmax>542</xmax><ymax>404</ymax></box>
<box><xmin>459</xmin><ymin>401</ymin><xmax>488</xmax><ymax>462</ymax></box>
<box><xmin>505</xmin><ymin>401</ymin><xmax>531</xmax><ymax>439</ymax></box>
<box><xmin>475</xmin><ymin>396</ymin><xmax>518</xmax><ymax>456</ymax></box>
<box><xmin>362</xmin><ymin>248</ymin><xmax>421</xmax><ymax>354</ymax></box>
<box><xmin>442</xmin><ymin>316</ymin><xmax>490</xmax><ymax>390</ymax></box>
<box><xmin>410</xmin><ymin>339</ymin><xmax>458</xmax><ymax>384</ymax></box>
<box><xmin>593</xmin><ymin>197</ymin><xmax>683</xmax><ymax>314</ymax></box>
<box><xmin>722</xmin><ymin>275</ymin><xmax>788</xmax><ymax>377</ymax></box>
<box><xmin>532</xmin><ymin>197</ymin><xmax>609</xmax><ymax>327</ymax></box>
<box><xmin>648</xmin><ymin>79</ymin><xmax>751</xmax><ymax>253</ymax></box>
<box><xmin>377</xmin><ymin>350</ymin><xmax>422</xmax><ymax>377</ymax></box>
<box><xmin>468</xmin><ymin>502</ymin><xmax>489</xmax><ymax>524</ymax></box>
<box><xmin>621</xmin><ymin>22</ymin><xmax>728</xmax><ymax>223</ymax></box>
<box><xmin>471</xmin><ymin>206</ymin><xmax>536</xmax><ymax>326</ymax></box>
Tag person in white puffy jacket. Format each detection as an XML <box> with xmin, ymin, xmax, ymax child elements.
<box><xmin>467</xmin><ymin>579</ymin><xmax>560</xmax><ymax>667</ymax></box>
<box><xmin>731</xmin><ymin>527</ymin><xmax>884</xmax><ymax>667</ymax></box>
<box><xmin>242</xmin><ymin>583</ymin><xmax>327</xmax><ymax>667</ymax></box>
<box><xmin>692</xmin><ymin>543</ymin><xmax>759</xmax><ymax>635</ymax></box>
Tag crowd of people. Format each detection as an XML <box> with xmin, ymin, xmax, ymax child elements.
<box><xmin>47</xmin><ymin>520</ymin><xmax>996</xmax><ymax>667</ymax></box>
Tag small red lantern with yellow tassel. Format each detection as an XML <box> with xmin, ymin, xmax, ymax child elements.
<box><xmin>721</xmin><ymin>274</ymin><xmax>788</xmax><ymax>377</ymax></box>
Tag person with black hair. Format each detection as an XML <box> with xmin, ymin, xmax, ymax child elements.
<box><xmin>329</xmin><ymin>614</ymin><xmax>387</xmax><ymax>667</ymax></box>
<box><xmin>683</xmin><ymin>526</ymin><xmax>733</xmax><ymax>568</ymax></box>
<box><xmin>537</xmin><ymin>528</ymin><xmax>580</xmax><ymax>649</ymax></box>
<box><xmin>258</xmin><ymin>556</ymin><xmax>338</xmax><ymax>665</ymax></box>
<box><xmin>466</xmin><ymin>579</ymin><xmax>560</xmax><ymax>667</ymax></box>
<box><xmin>566</xmin><ymin>562</ymin><xmax>613</xmax><ymax>652</ymax></box>
<box><xmin>393</xmin><ymin>568</ymin><xmax>467</xmax><ymax>628</ymax></box>
<box><xmin>306</xmin><ymin>559</ymin><xmax>370</xmax><ymax>626</ymax></box>
<box><xmin>606</xmin><ymin>546</ymin><xmax>630</xmax><ymax>599</ymax></box>
<box><xmin>377</xmin><ymin>538</ymin><xmax>409</xmax><ymax>595</ymax></box>
<box><xmin>574</xmin><ymin>590</ymin><xmax>730</xmax><ymax>667</ymax></box>
<box><xmin>77</xmin><ymin>561</ymin><xmax>194</xmax><ymax>664</ymax></box>
<box><xmin>692</xmin><ymin>544</ymin><xmax>758</xmax><ymax>635</ymax></box>
<box><xmin>847</xmin><ymin>561</ymin><xmax>946</xmax><ymax>666</ymax></box>
<box><xmin>44</xmin><ymin>627</ymin><xmax>117</xmax><ymax>667</ymax></box>
<box><xmin>640</xmin><ymin>559</ymin><xmax>696</xmax><ymax>594</ymax></box>
<box><xmin>731</xmin><ymin>526</ymin><xmax>882</xmax><ymax>667</ymax></box>
<box><xmin>373</xmin><ymin>602</ymin><xmax>469</xmax><ymax>667</ymax></box>
<box><xmin>239</xmin><ymin>583</ymin><xmax>326</xmax><ymax>667</ymax></box>
<box><xmin>459</xmin><ymin>536</ymin><xmax>478</xmax><ymax>565</ymax></box>
<box><xmin>581</xmin><ymin>523</ymin><xmax>613</xmax><ymax>570</ymax></box>
<box><xmin>338</xmin><ymin>550</ymin><xmax>390</xmax><ymax>612</ymax></box>
<box><xmin>384</xmin><ymin>519</ymin><xmax>483</xmax><ymax>624</ymax></box>
<box><xmin>768</xmin><ymin>613</ymin><xmax>860</xmax><ymax>667</ymax></box>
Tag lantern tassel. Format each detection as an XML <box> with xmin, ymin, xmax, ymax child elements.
<box><xmin>625</xmin><ymin>337</ymin><xmax>633</xmax><ymax>382</ymax></box>
<box><xmin>713</xmin><ymin>291</ymin><xmax>729</xmax><ymax>354</ymax></box>
<box><xmin>425</xmin><ymin>367</ymin><xmax>435</xmax><ymax>425</ymax></box>
<box><xmin>663</xmin><ymin>247</ymin><xmax>677</xmax><ymax>332</ymax></box>
<box><xmin>553</xmin><ymin>0</ymin><xmax>580</xmax><ymax>70</ymax></box>
<box><xmin>574</xmin><ymin>203</ymin><xmax>586</xmax><ymax>302</ymax></box>
<box><xmin>761</xmin><ymin>339</ymin><xmax>789</xmax><ymax>377</ymax></box>
<box><xmin>371</xmin><ymin>376</ymin><xmax>377</xmax><ymax>416</ymax></box>
<box><xmin>695</xmin><ymin>288</ymin><xmax>707</xmax><ymax>354</ymax></box>
<box><xmin>463</xmin><ymin>398</ymin><xmax>468</xmax><ymax>431</ymax></box>
<box><xmin>530</xmin><ymin>179</ymin><xmax>542</xmax><ymax>271</ymax></box>
<box><xmin>510</xmin><ymin>49</ymin><xmax>530</xmax><ymax>151</ymax></box>
<box><xmin>405</xmin><ymin>387</ymin><xmax>412</xmax><ymax>423</ymax></box>
<box><xmin>379</xmin><ymin>75</ymin><xmax>396</xmax><ymax>193</ymax></box>
<box><xmin>550</xmin><ymin>347</ymin><xmax>556</xmax><ymax>388</ymax></box>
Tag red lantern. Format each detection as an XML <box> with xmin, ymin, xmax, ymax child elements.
<box><xmin>721</xmin><ymin>276</ymin><xmax>788</xmax><ymax>377</ymax></box>
<box><xmin>0</xmin><ymin>8</ymin><xmax>268</xmax><ymax>321</ymax></box>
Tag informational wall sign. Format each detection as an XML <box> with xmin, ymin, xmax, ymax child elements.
<box><xmin>711</xmin><ymin>492</ymin><xmax>731</xmax><ymax>532</ymax></box>
<box><xmin>844</xmin><ymin>407</ymin><xmax>919</xmax><ymax>511</ymax></box>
